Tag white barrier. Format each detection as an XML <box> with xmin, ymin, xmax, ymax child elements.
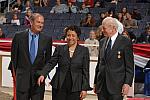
<box><xmin>0</xmin><ymin>51</ymin><xmax>97</xmax><ymax>94</ymax></box>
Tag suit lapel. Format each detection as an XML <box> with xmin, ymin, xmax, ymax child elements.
<box><xmin>71</xmin><ymin>44</ymin><xmax>80</xmax><ymax>59</ymax></box>
<box><xmin>101</xmin><ymin>38</ymin><xmax>108</xmax><ymax>59</ymax></box>
<box><xmin>63</xmin><ymin>45</ymin><xmax>71</xmax><ymax>63</ymax></box>
<box><xmin>22</xmin><ymin>30</ymin><xmax>30</xmax><ymax>63</ymax></box>
<box><xmin>63</xmin><ymin>44</ymin><xmax>81</xmax><ymax>62</ymax></box>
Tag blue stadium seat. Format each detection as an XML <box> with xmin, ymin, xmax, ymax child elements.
<box><xmin>59</xmin><ymin>13</ymin><xmax>71</xmax><ymax>20</ymax></box>
<box><xmin>69</xmin><ymin>14</ymin><xmax>82</xmax><ymax>20</ymax></box>
<box><xmin>61</xmin><ymin>20</ymin><xmax>74</xmax><ymax>26</ymax></box>
<box><xmin>52</xmin><ymin>20</ymin><xmax>63</xmax><ymax>27</ymax></box>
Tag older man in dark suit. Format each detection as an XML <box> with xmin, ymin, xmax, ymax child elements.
<box><xmin>11</xmin><ymin>13</ymin><xmax>52</xmax><ymax>100</ymax></box>
<box><xmin>94</xmin><ymin>17</ymin><xmax>134</xmax><ymax>100</ymax></box>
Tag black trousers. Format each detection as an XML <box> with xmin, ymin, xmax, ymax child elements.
<box><xmin>16</xmin><ymin>77</ymin><xmax>45</xmax><ymax>100</ymax></box>
<box><xmin>52</xmin><ymin>71</ymin><xmax>80</xmax><ymax>100</ymax></box>
<box><xmin>52</xmin><ymin>88</ymin><xmax>80</xmax><ymax>100</ymax></box>
<box><xmin>16</xmin><ymin>89</ymin><xmax>44</xmax><ymax>100</ymax></box>
<box><xmin>97</xmin><ymin>80</ymin><xmax>123</xmax><ymax>100</ymax></box>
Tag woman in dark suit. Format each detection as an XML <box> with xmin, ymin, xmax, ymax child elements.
<box><xmin>38</xmin><ymin>25</ymin><xmax>91</xmax><ymax>100</ymax></box>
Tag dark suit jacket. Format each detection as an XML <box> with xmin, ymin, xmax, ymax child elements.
<box><xmin>94</xmin><ymin>34</ymin><xmax>134</xmax><ymax>94</ymax></box>
<box><xmin>11</xmin><ymin>29</ymin><xmax>52</xmax><ymax>92</ymax></box>
<box><xmin>39</xmin><ymin>44</ymin><xmax>91</xmax><ymax>92</ymax></box>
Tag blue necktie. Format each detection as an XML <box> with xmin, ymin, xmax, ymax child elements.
<box><xmin>30</xmin><ymin>35</ymin><xmax>36</xmax><ymax>64</ymax></box>
<box><xmin>105</xmin><ymin>38</ymin><xmax>112</xmax><ymax>57</ymax></box>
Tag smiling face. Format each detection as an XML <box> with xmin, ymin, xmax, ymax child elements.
<box><xmin>82</xmin><ymin>3</ymin><xmax>86</xmax><ymax>9</ymax></box>
<box><xmin>30</xmin><ymin>14</ymin><xmax>44</xmax><ymax>34</ymax></box>
<box><xmin>89</xmin><ymin>31</ymin><xmax>96</xmax><ymax>40</ymax></box>
<box><xmin>66</xmin><ymin>30</ymin><xmax>78</xmax><ymax>47</ymax></box>
<box><xmin>147</xmin><ymin>27</ymin><xmax>150</xmax><ymax>35</ymax></box>
<box><xmin>102</xmin><ymin>24</ymin><xmax>114</xmax><ymax>37</ymax></box>
<box><xmin>102</xmin><ymin>17</ymin><xmax>118</xmax><ymax>37</ymax></box>
<box><xmin>12</xmin><ymin>14</ymin><xmax>18</xmax><ymax>20</ymax></box>
<box><xmin>26</xmin><ymin>9</ymin><xmax>32</xmax><ymax>17</ymax></box>
<box><xmin>122</xmin><ymin>7</ymin><xmax>127</xmax><ymax>13</ymax></box>
<box><xmin>26</xmin><ymin>1</ymin><xmax>31</xmax><ymax>7</ymax></box>
<box><xmin>118</xmin><ymin>13</ymin><xmax>123</xmax><ymax>19</ymax></box>
<box><xmin>87</xmin><ymin>13</ymin><xmax>92</xmax><ymax>19</ymax></box>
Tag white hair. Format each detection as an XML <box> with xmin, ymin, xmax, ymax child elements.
<box><xmin>102</xmin><ymin>17</ymin><xmax>118</xmax><ymax>29</ymax></box>
<box><xmin>114</xmin><ymin>18</ymin><xmax>124</xmax><ymax>34</ymax></box>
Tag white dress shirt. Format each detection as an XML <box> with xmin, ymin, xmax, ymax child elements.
<box><xmin>110</xmin><ymin>32</ymin><xmax>118</xmax><ymax>49</ymax></box>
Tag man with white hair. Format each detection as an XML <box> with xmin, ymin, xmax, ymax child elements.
<box><xmin>94</xmin><ymin>17</ymin><xmax>134</xmax><ymax>100</ymax></box>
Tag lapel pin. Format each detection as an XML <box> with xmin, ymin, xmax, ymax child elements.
<box><xmin>117</xmin><ymin>51</ymin><xmax>121</xmax><ymax>58</ymax></box>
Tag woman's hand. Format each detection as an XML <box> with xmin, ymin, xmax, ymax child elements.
<box><xmin>80</xmin><ymin>91</ymin><xmax>87</xmax><ymax>100</ymax></box>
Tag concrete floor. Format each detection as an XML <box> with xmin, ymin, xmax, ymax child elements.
<box><xmin>1</xmin><ymin>86</ymin><xmax>149</xmax><ymax>100</ymax></box>
<box><xmin>0</xmin><ymin>86</ymin><xmax>97</xmax><ymax>100</ymax></box>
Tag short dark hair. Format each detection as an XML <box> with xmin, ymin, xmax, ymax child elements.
<box><xmin>65</xmin><ymin>25</ymin><xmax>81</xmax><ymax>37</ymax></box>
<box><xmin>86</xmin><ymin>12</ymin><xmax>92</xmax><ymax>16</ymax></box>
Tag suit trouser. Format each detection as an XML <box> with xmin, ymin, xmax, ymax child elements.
<box><xmin>52</xmin><ymin>71</ymin><xmax>80</xmax><ymax>100</ymax></box>
<box><xmin>16</xmin><ymin>90</ymin><xmax>44</xmax><ymax>100</ymax></box>
<box><xmin>97</xmin><ymin>79</ymin><xmax>123</xmax><ymax>100</ymax></box>
<box><xmin>16</xmin><ymin>78</ymin><xmax>45</xmax><ymax>100</ymax></box>
<box><xmin>52</xmin><ymin>88</ymin><xmax>80</xmax><ymax>100</ymax></box>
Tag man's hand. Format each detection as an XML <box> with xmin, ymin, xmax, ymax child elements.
<box><xmin>80</xmin><ymin>91</ymin><xmax>87</xmax><ymax>100</ymax></box>
<box><xmin>37</xmin><ymin>75</ymin><xmax>45</xmax><ymax>86</ymax></box>
<box><xmin>122</xmin><ymin>84</ymin><xmax>130</xmax><ymax>96</ymax></box>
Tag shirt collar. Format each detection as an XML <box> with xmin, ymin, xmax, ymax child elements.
<box><xmin>29</xmin><ymin>29</ymin><xmax>39</xmax><ymax>37</ymax></box>
<box><xmin>111</xmin><ymin>31</ymin><xmax>118</xmax><ymax>42</ymax></box>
